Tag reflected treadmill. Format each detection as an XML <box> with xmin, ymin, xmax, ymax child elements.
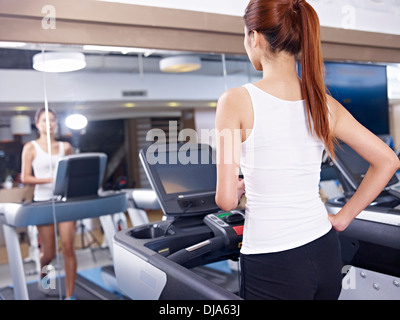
<box><xmin>325</xmin><ymin>142</ymin><xmax>400</xmax><ymax>299</ymax></box>
<box><xmin>113</xmin><ymin>144</ymin><xmax>243</xmax><ymax>300</ymax></box>
<box><xmin>0</xmin><ymin>153</ymin><xmax>127</xmax><ymax>300</ymax></box>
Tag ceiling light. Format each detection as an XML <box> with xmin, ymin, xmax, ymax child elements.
<box><xmin>65</xmin><ymin>114</ymin><xmax>88</xmax><ymax>130</ymax></box>
<box><xmin>33</xmin><ymin>52</ymin><xmax>86</xmax><ymax>73</ymax></box>
<box><xmin>0</xmin><ymin>41</ymin><xmax>26</xmax><ymax>48</ymax></box>
<box><xmin>83</xmin><ymin>45</ymin><xmax>154</xmax><ymax>56</ymax></box>
<box><xmin>13</xmin><ymin>106</ymin><xmax>31</xmax><ymax>112</ymax></box>
<box><xmin>160</xmin><ymin>56</ymin><xmax>201</xmax><ymax>73</ymax></box>
<box><xmin>83</xmin><ymin>45</ymin><xmax>136</xmax><ymax>54</ymax></box>
<box><xmin>123</xmin><ymin>103</ymin><xmax>136</xmax><ymax>108</ymax></box>
<box><xmin>167</xmin><ymin>102</ymin><xmax>180</xmax><ymax>107</ymax></box>
<box><xmin>10</xmin><ymin>115</ymin><xmax>32</xmax><ymax>135</ymax></box>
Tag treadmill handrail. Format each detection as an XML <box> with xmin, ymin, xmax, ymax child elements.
<box><xmin>0</xmin><ymin>192</ymin><xmax>126</xmax><ymax>228</ymax></box>
<box><xmin>149</xmin><ymin>253</ymin><xmax>242</xmax><ymax>300</ymax></box>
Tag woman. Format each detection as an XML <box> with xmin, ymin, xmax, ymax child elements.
<box><xmin>21</xmin><ymin>107</ymin><xmax>77</xmax><ymax>300</ymax></box>
<box><xmin>215</xmin><ymin>0</ymin><xmax>400</xmax><ymax>300</ymax></box>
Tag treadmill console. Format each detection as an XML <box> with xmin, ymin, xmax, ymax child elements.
<box><xmin>139</xmin><ymin>143</ymin><xmax>219</xmax><ymax>216</ymax></box>
<box><xmin>113</xmin><ymin>143</ymin><xmax>246</xmax><ymax>299</ymax></box>
<box><xmin>164</xmin><ymin>210</ymin><xmax>245</xmax><ymax>266</ymax></box>
<box><xmin>204</xmin><ymin>211</ymin><xmax>245</xmax><ymax>252</ymax></box>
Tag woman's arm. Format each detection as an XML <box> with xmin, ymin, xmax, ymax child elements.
<box><xmin>63</xmin><ymin>141</ymin><xmax>74</xmax><ymax>156</ymax></box>
<box><xmin>215</xmin><ymin>88</ymin><xmax>247</xmax><ymax>212</ymax></box>
<box><xmin>328</xmin><ymin>95</ymin><xmax>400</xmax><ymax>231</ymax></box>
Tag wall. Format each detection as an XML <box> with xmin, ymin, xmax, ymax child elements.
<box><xmin>99</xmin><ymin>0</ymin><xmax>400</xmax><ymax>35</ymax></box>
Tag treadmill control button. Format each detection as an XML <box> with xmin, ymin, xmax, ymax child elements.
<box><xmin>233</xmin><ymin>225</ymin><xmax>244</xmax><ymax>236</ymax></box>
<box><xmin>225</xmin><ymin>213</ymin><xmax>245</xmax><ymax>224</ymax></box>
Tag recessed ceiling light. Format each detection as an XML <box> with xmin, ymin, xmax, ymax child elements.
<box><xmin>83</xmin><ymin>45</ymin><xmax>154</xmax><ymax>56</ymax></box>
<box><xmin>0</xmin><ymin>41</ymin><xmax>26</xmax><ymax>48</ymax></box>
<box><xmin>33</xmin><ymin>52</ymin><xmax>86</xmax><ymax>73</ymax></box>
<box><xmin>13</xmin><ymin>106</ymin><xmax>31</xmax><ymax>112</ymax></box>
<box><xmin>65</xmin><ymin>114</ymin><xmax>88</xmax><ymax>130</ymax></box>
<box><xmin>167</xmin><ymin>102</ymin><xmax>180</xmax><ymax>107</ymax></box>
<box><xmin>160</xmin><ymin>56</ymin><xmax>201</xmax><ymax>73</ymax></box>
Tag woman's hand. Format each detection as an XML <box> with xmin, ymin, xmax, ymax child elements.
<box><xmin>328</xmin><ymin>213</ymin><xmax>350</xmax><ymax>232</ymax></box>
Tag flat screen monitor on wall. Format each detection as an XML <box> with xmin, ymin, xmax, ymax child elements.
<box><xmin>324</xmin><ymin>62</ymin><xmax>389</xmax><ymax>135</ymax></box>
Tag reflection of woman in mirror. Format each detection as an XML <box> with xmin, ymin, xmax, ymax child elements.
<box><xmin>21</xmin><ymin>107</ymin><xmax>77</xmax><ymax>300</ymax></box>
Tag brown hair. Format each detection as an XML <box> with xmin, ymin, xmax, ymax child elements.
<box><xmin>35</xmin><ymin>107</ymin><xmax>57</xmax><ymax>124</ymax></box>
<box><xmin>244</xmin><ymin>0</ymin><xmax>335</xmax><ymax>156</ymax></box>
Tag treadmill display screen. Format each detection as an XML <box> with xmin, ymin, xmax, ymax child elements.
<box><xmin>335</xmin><ymin>143</ymin><xmax>369</xmax><ymax>186</ymax></box>
<box><xmin>140</xmin><ymin>143</ymin><xmax>220</xmax><ymax>216</ymax></box>
<box><xmin>334</xmin><ymin>142</ymin><xmax>398</xmax><ymax>192</ymax></box>
<box><xmin>153</xmin><ymin>148</ymin><xmax>216</xmax><ymax>195</ymax></box>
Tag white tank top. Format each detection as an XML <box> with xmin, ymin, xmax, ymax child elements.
<box><xmin>240</xmin><ymin>83</ymin><xmax>332</xmax><ymax>254</ymax></box>
<box><xmin>31</xmin><ymin>140</ymin><xmax>65</xmax><ymax>201</ymax></box>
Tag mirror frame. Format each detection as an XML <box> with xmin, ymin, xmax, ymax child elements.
<box><xmin>0</xmin><ymin>0</ymin><xmax>399</xmax><ymax>63</ymax></box>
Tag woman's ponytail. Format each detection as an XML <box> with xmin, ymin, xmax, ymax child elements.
<box><xmin>244</xmin><ymin>0</ymin><xmax>336</xmax><ymax>156</ymax></box>
<box><xmin>299</xmin><ymin>1</ymin><xmax>335</xmax><ymax>156</ymax></box>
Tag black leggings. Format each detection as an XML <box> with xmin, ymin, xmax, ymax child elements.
<box><xmin>240</xmin><ymin>228</ymin><xmax>342</xmax><ymax>300</ymax></box>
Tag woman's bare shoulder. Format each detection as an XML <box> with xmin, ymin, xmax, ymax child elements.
<box><xmin>21</xmin><ymin>141</ymin><xmax>37</xmax><ymax>161</ymax></box>
<box><xmin>217</xmin><ymin>86</ymin><xmax>251</xmax><ymax>113</ymax></box>
<box><xmin>219</xmin><ymin>86</ymin><xmax>249</xmax><ymax>102</ymax></box>
<box><xmin>22</xmin><ymin>141</ymin><xmax>35</xmax><ymax>152</ymax></box>
<box><xmin>61</xmin><ymin>141</ymin><xmax>73</xmax><ymax>155</ymax></box>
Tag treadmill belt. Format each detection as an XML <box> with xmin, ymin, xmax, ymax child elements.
<box><xmin>0</xmin><ymin>274</ymin><xmax>125</xmax><ymax>300</ymax></box>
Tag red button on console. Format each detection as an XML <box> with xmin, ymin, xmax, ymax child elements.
<box><xmin>233</xmin><ymin>225</ymin><xmax>244</xmax><ymax>236</ymax></box>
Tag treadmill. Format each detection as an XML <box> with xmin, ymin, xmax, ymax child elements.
<box><xmin>113</xmin><ymin>143</ymin><xmax>243</xmax><ymax>300</ymax></box>
<box><xmin>0</xmin><ymin>153</ymin><xmax>127</xmax><ymax>300</ymax></box>
<box><xmin>325</xmin><ymin>142</ymin><xmax>400</xmax><ymax>299</ymax></box>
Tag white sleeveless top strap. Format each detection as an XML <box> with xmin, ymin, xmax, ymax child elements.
<box><xmin>240</xmin><ymin>83</ymin><xmax>331</xmax><ymax>254</ymax></box>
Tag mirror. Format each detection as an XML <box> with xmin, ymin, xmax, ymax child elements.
<box><xmin>0</xmin><ymin>42</ymin><xmax>262</xmax><ymax>190</ymax></box>
<box><xmin>0</xmin><ymin>41</ymin><xmax>263</xmax><ymax>299</ymax></box>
